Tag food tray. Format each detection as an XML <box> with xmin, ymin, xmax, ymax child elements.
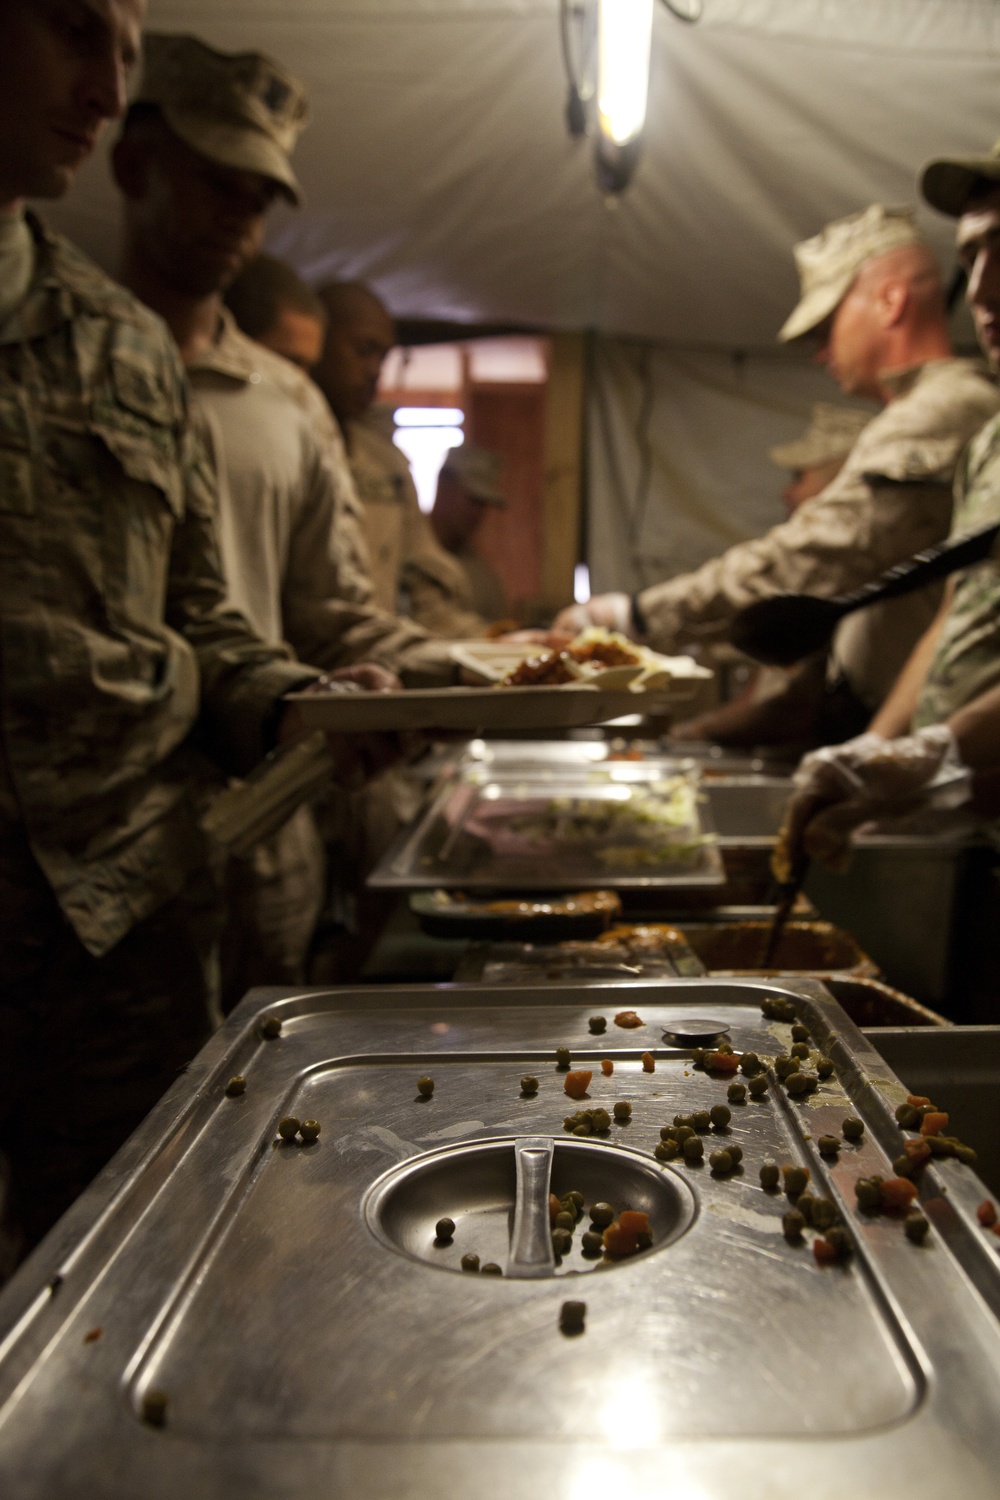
<box><xmin>368</xmin><ymin>761</ymin><xmax>725</xmax><ymax>891</ymax></box>
<box><xmin>287</xmin><ymin>677</ymin><xmax>709</xmax><ymax>736</ymax></box>
<box><xmin>4</xmin><ymin>979</ymin><xmax>1000</xmax><ymax>1499</ymax></box>
<box><xmin>679</xmin><ymin>919</ymin><xmax>878</xmax><ymax>978</ymax></box>
<box><xmin>409</xmin><ymin>888</ymin><xmax>623</xmax><ymax>942</ymax></box>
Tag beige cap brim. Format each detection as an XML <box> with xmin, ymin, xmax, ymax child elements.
<box><xmin>921</xmin><ymin>155</ymin><xmax>1000</xmax><ymax>218</ymax></box>
<box><xmin>777</xmin><ymin>266</ymin><xmax>858</xmax><ymax>343</ymax></box>
<box><xmin>163</xmin><ymin>106</ymin><xmax>302</xmax><ymax>204</ymax></box>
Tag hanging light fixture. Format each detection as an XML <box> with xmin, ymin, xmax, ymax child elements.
<box><xmin>561</xmin><ymin>0</ymin><xmax>701</xmax><ymax>194</ymax></box>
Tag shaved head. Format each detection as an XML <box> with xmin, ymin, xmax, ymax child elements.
<box><xmin>314</xmin><ymin>280</ymin><xmax>395</xmax><ymax>424</ymax></box>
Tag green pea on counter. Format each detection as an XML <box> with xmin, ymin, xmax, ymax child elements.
<box><xmin>588</xmin><ymin>1016</ymin><xmax>607</xmax><ymax>1034</ymax></box>
<box><xmin>417</xmin><ymin>1076</ymin><xmax>435</xmax><ymax>1098</ymax></box>
<box><xmin>655</xmin><ymin>1139</ymin><xmax>679</xmax><ymax>1162</ymax></box>
<box><xmin>818</xmin><ymin>1135</ymin><xmax>840</xmax><ymax>1157</ymax></box>
<box><xmin>260</xmin><ymin>1015</ymin><xmax>282</xmax><ymax>1039</ymax></box>
<box><xmin>759</xmin><ymin>1160</ymin><xmax>780</xmax><ymax>1190</ymax></box>
<box><xmin>791</xmin><ymin>1024</ymin><xmax>810</xmax><ymax>1043</ymax></box>
<box><xmin>435</xmin><ymin>1217</ymin><xmax>456</xmax><ymax>1242</ymax></box>
<box><xmin>520</xmin><ymin>1076</ymin><xmax>539</xmax><ymax>1095</ymax></box>
<box><xmin>709</xmin><ymin>1104</ymin><xmax>732</xmax><ymax>1129</ymax></box>
<box><xmin>277</xmin><ymin>1116</ymin><xmax>300</xmax><ymax>1141</ymax></box>
<box><xmin>842</xmin><ymin>1117</ymin><xmax>865</xmax><ymax>1141</ymax></box>
<box><xmin>555</xmin><ymin>1047</ymin><xmax>571</xmax><ymax>1070</ymax></box>
<box><xmin>905</xmin><ymin>1212</ymin><xmax>930</xmax><ymax>1244</ymax></box>
<box><xmin>224</xmin><ymin>1076</ymin><xmax>246</xmax><ymax>1097</ymax></box>
<box><xmin>589</xmin><ymin>1202</ymin><xmax>615</xmax><ymax>1228</ymax></box>
<box><xmin>682</xmin><ymin>1136</ymin><xmax>705</xmax><ymax>1163</ymax></box>
<box><xmin>727</xmin><ymin>1082</ymin><xmax>747</xmax><ymax>1104</ymax></box>
<box><xmin>299</xmin><ymin>1119</ymin><xmax>321</xmax><ymax>1143</ymax></box>
<box><xmin>461</xmin><ymin>1253</ymin><xmax>480</xmax><ymax>1272</ymax></box>
<box><xmin>748</xmin><ymin>1074</ymin><xmax>769</xmax><ymax>1098</ymax></box>
<box><xmin>613</xmin><ymin>1101</ymin><xmax>632</xmax><ymax>1122</ymax></box>
<box><xmin>481</xmin><ymin>1263</ymin><xmax>503</xmax><ymax>1275</ymax></box>
<box><xmin>709</xmin><ymin>1149</ymin><xmax>734</xmax><ymax>1175</ymax></box>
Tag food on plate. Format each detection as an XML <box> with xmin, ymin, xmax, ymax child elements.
<box><xmin>520</xmin><ymin>1075</ymin><xmax>539</xmax><ymax>1095</ymax></box>
<box><xmin>435</xmin><ymin>1217</ymin><xmax>456</xmax><ymax>1242</ymax></box>
<box><xmin>416</xmin><ymin>1076</ymin><xmax>435</xmax><ymax>1098</ymax></box>
<box><xmin>559</xmin><ymin>1299</ymin><xmax>587</xmax><ymax>1335</ymax></box>
<box><xmin>589</xmin><ymin>1014</ymin><xmax>608</xmax><ymax>1034</ymax></box>
<box><xmin>760</xmin><ymin>995</ymin><xmax>797</xmax><ymax>1022</ymax></box>
<box><xmin>428</xmin><ymin>888</ymin><xmax>622</xmax><ymax>922</ymax></box>
<box><xmin>614</xmin><ymin>1010</ymin><xmax>644</xmax><ymax>1029</ymax></box>
<box><xmin>790</xmin><ymin>1041</ymin><xmax>811</xmax><ymax>1060</ymax></box>
<box><xmin>563</xmin><ymin>1108</ymin><xmax>610</xmax><ymax>1136</ymax></box>
<box><xmin>783</xmin><ymin>1165</ymin><xmax>810</xmax><ymax>1197</ymax></box>
<box><xmin>225</xmin><ymin>1075</ymin><xmax>246</xmax><ymax>1097</ymax></box>
<box><xmin>602</xmin><ymin>1210</ymin><xmax>651</xmax><ymax>1259</ymax></box>
<box><xmin>816</xmin><ymin>1056</ymin><xmax>834</xmax><ymax>1078</ymax></box>
<box><xmin>501</xmin><ymin>651</ymin><xmax>576</xmax><ymax>687</ymax></box>
<box><xmin>791</xmin><ymin>1023</ymin><xmax>810</xmax><ymax>1043</ymax></box>
<box><xmin>641</xmin><ymin>1052</ymin><xmax>655</xmax><ymax>1072</ymax></box>
<box><xmin>759</xmin><ymin>1160</ymin><xmax>780</xmax><ymax>1190</ymax></box>
<box><xmin>589</xmin><ymin>1202</ymin><xmax>616</xmax><ymax>1228</ymax></box>
<box><xmin>904</xmin><ymin>1212</ymin><xmax>930</xmax><ymax>1244</ymax></box>
<box><xmin>879</xmin><ymin>1177</ymin><xmax>919</xmax><ymax>1214</ymax></box>
<box><xmin>782</xmin><ymin>1210</ymin><xmax>806</xmax><ymax>1243</ymax></box>
<box><xmin>564</xmin><ymin>1070</ymin><xmax>593</xmax><ymax>1099</ymax></box>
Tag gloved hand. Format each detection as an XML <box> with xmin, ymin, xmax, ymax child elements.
<box><xmin>773</xmin><ymin>725</ymin><xmax>970</xmax><ymax>879</ymax></box>
<box><xmin>553</xmin><ymin>592</ymin><xmax>633</xmax><ymax>637</ymax></box>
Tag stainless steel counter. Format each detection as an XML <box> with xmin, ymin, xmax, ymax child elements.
<box><xmin>1</xmin><ymin>979</ymin><xmax>999</xmax><ymax>1498</ymax></box>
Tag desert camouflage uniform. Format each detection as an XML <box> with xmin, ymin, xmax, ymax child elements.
<box><xmin>187</xmin><ymin>315</ymin><xmax>457</xmax><ymax>1003</ymax></box>
<box><xmin>0</xmin><ymin>218</ymin><xmax>315</xmax><ymax>1249</ymax></box>
<box><xmin>348</xmin><ymin>413</ymin><xmax>489</xmax><ymax>638</ymax></box>
<box><xmin>636</xmin><ymin>359</ymin><xmax>1000</xmax><ymax>710</ymax></box>
<box><xmin>915</xmin><ymin>412</ymin><xmax>1000</xmax><ymax>728</ymax></box>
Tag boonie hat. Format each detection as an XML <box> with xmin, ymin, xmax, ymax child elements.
<box><xmin>137</xmin><ymin>34</ymin><xmax>309</xmax><ymax>204</ymax></box>
<box><xmin>922</xmin><ymin>139</ymin><xmax>1000</xmax><ymax>218</ymax></box>
<box><xmin>441</xmin><ymin>443</ymin><xmax>506</xmax><ymax>505</ymax></box>
<box><xmin>769</xmin><ymin>404</ymin><xmax>872</xmax><ymax>471</ymax></box>
<box><xmin>778</xmin><ymin>205</ymin><xmax>922</xmax><ymax>343</ymax></box>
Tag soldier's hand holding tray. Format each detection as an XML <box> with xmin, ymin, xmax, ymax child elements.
<box><xmin>280</xmin><ymin>666</ymin><xmax>406</xmax><ymax>786</ymax></box>
<box><xmin>773</xmin><ymin>725</ymin><xmax>971</xmax><ymax>878</ymax></box>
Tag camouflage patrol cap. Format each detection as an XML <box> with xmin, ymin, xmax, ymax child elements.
<box><xmin>769</xmin><ymin>403</ymin><xmax>872</xmax><ymax>471</ymax></box>
<box><xmin>137</xmin><ymin>34</ymin><xmax>308</xmax><ymax>204</ymax></box>
<box><xmin>921</xmin><ymin>139</ymin><xmax>1000</xmax><ymax>218</ymax></box>
<box><xmin>441</xmin><ymin>443</ymin><xmax>506</xmax><ymax>505</ymax></box>
<box><xmin>778</xmin><ymin>205</ymin><xmax>922</xmax><ymax>343</ymax></box>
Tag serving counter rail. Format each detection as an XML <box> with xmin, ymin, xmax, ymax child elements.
<box><xmin>1</xmin><ymin>979</ymin><xmax>999</xmax><ymax>1499</ymax></box>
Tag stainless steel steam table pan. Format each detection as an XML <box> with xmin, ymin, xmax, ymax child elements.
<box><xmin>2</xmin><ymin>979</ymin><xmax>1000</xmax><ymax>1499</ymax></box>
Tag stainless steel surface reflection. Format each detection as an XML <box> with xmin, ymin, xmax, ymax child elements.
<box><xmin>2</xmin><ymin>979</ymin><xmax>1000</xmax><ymax>1499</ymax></box>
<box><xmin>364</xmin><ymin>1135</ymin><xmax>695</xmax><ymax>1276</ymax></box>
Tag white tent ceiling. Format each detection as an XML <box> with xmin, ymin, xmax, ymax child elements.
<box><xmin>46</xmin><ymin>0</ymin><xmax>1000</xmax><ymax>348</ymax></box>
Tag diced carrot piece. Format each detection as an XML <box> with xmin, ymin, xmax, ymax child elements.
<box><xmin>564</xmin><ymin>1070</ymin><xmax>593</xmax><ymax>1099</ymax></box>
<box><xmin>813</xmin><ymin>1237</ymin><xmax>839</xmax><ymax>1267</ymax></box>
<box><xmin>602</xmin><ymin>1223</ymin><xmax>640</xmax><ymax>1258</ymax></box>
<box><xmin>641</xmin><ymin>1052</ymin><xmax>655</xmax><ymax>1073</ymax></box>
<box><xmin>977</xmin><ymin>1199</ymin><xmax>998</xmax><ymax>1228</ymax></box>
<box><xmin>614</xmin><ymin>1010</ymin><xmax>644</xmax><ymax>1029</ymax></box>
<box><xmin>920</xmin><ymin>1112</ymin><xmax>949</xmax><ymax>1137</ymax></box>
<box><xmin>880</xmin><ymin>1177</ymin><xmax>919</xmax><ymax>1214</ymax></box>
<box><xmin>618</xmin><ymin>1210</ymin><xmax>650</xmax><ymax>1234</ymax></box>
<box><xmin>903</xmin><ymin>1138</ymin><xmax>932</xmax><ymax>1165</ymax></box>
<box><xmin>601</xmin><ymin>1059</ymin><xmax>614</xmax><ymax>1076</ymax></box>
<box><xmin>549</xmin><ymin>1194</ymin><xmax>562</xmax><ymax>1224</ymax></box>
<box><xmin>907</xmin><ymin>1095</ymin><xmax>932</xmax><ymax>1108</ymax></box>
<box><xmin>707</xmin><ymin>1052</ymin><xmax>739</xmax><ymax>1075</ymax></box>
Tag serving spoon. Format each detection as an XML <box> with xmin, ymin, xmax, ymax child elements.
<box><xmin>729</xmin><ymin>519</ymin><xmax>1000</xmax><ymax>667</ymax></box>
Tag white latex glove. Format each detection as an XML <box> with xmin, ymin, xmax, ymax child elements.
<box><xmin>773</xmin><ymin>725</ymin><xmax>970</xmax><ymax>878</ymax></box>
<box><xmin>553</xmin><ymin>592</ymin><xmax>633</xmax><ymax>637</ymax></box>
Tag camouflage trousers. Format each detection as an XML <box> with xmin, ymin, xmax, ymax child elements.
<box><xmin>0</xmin><ymin>827</ymin><xmax>219</xmax><ymax>1268</ymax></box>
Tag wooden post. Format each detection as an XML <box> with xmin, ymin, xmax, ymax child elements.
<box><xmin>540</xmin><ymin>332</ymin><xmax>586</xmax><ymax>614</ymax></box>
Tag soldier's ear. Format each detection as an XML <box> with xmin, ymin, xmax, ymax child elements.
<box><xmin>111</xmin><ymin>134</ymin><xmax>152</xmax><ymax>200</ymax></box>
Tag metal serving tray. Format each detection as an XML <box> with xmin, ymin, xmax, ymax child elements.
<box><xmin>368</xmin><ymin>759</ymin><xmax>724</xmax><ymax>891</ymax></box>
<box><xmin>2</xmin><ymin>980</ymin><xmax>1000</xmax><ymax>1499</ymax></box>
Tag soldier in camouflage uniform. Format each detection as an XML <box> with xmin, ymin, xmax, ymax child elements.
<box><xmin>0</xmin><ymin>1</ymin><xmax>363</xmax><ymax>1258</ymax></box>
<box><xmin>776</xmin><ymin>143</ymin><xmax>1000</xmax><ymax>885</ymax></box>
<box><xmin>314</xmin><ymin>282</ymin><xmax>494</xmax><ymax>639</ymax></box>
<box><xmin>557</xmin><ymin>207</ymin><xmax>1000</xmax><ymax>720</ymax></box>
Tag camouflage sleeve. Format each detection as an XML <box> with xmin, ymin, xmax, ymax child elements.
<box><xmin>397</xmin><ymin>474</ymin><xmax>488</xmax><ymax>639</ymax></box>
<box><xmin>166</xmin><ymin>421</ymin><xmax>318</xmax><ymax>773</ymax></box>
<box><xmin>635</xmin><ymin>474</ymin><xmax>952</xmax><ymax>655</ymax></box>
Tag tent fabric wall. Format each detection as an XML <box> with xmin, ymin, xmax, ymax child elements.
<box><xmin>46</xmin><ymin>1</ymin><xmax>1000</xmax><ymax>347</ymax></box>
<box><xmin>585</xmin><ymin>338</ymin><xmax>875</xmax><ymax>594</ymax></box>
